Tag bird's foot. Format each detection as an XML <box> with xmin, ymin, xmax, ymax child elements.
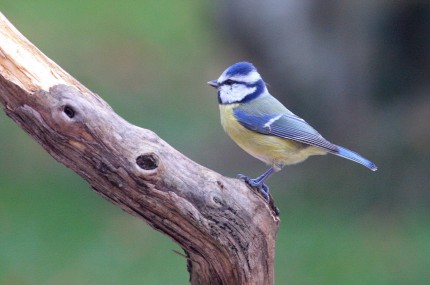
<box><xmin>237</xmin><ymin>174</ymin><xmax>270</xmax><ymax>203</ymax></box>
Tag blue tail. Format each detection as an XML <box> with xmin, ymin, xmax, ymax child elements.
<box><xmin>334</xmin><ymin>146</ymin><xmax>377</xmax><ymax>171</ymax></box>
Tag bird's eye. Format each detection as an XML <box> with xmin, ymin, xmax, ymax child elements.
<box><xmin>224</xmin><ymin>79</ymin><xmax>236</xmax><ymax>86</ymax></box>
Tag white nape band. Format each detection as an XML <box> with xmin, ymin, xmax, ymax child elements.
<box><xmin>233</xmin><ymin>71</ymin><xmax>261</xmax><ymax>83</ymax></box>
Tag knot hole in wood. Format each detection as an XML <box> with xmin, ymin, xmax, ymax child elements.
<box><xmin>136</xmin><ymin>153</ymin><xmax>159</xmax><ymax>170</ymax></box>
<box><xmin>63</xmin><ymin>105</ymin><xmax>75</xmax><ymax>118</ymax></box>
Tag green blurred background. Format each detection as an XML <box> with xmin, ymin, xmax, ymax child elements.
<box><xmin>1</xmin><ymin>1</ymin><xmax>429</xmax><ymax>284</ymax></box>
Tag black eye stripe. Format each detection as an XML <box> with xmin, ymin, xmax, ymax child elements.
<box><xmin>221</xmin><ymin>79</ymin><xmax>261</xmax><ymax>88</ymax></box>
<box><xmin>222</xmin><ymin>79</ymin><xmax>237</xmax><ymax>86</ymax></box>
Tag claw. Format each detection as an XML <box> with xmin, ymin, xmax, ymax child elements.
<box><xmin>237</xmin><ymin>174</ymin><xmax>270</xmax><ymax>202</ymax></box>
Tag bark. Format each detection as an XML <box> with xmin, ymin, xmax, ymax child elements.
<box><xmin>0</xmin><ymin>12</ymin><xmax>279</xmax><ymax>285</ymax></box>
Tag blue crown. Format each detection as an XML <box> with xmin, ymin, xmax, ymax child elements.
<box><xmin>226</xmin><ymin>62</ymin><xmax>256</xmax><ymax>77</ymax></box>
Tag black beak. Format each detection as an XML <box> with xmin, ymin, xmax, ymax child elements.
<box><xmin>207</xmin><ymin>80</ymin><xmax>219</xmax><ymax>88</ymax></box>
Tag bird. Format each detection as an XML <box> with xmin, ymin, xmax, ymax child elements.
<box><xmin>208</xmin><ymin>62</ymin><xmax>377</xmax><ymax>202</ymax></box>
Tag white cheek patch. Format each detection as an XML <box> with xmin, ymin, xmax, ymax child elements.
<box><xmin>219</xmin><ymin>84</ymin><xmax>257</xmax><ymax>104</ymax></box>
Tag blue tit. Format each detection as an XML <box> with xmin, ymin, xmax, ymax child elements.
<box><xmin>208</xmin><ymin>62</ymin><xmax>377</xmax><ymax>202</ymax></box>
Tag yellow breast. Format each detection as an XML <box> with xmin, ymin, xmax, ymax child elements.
<box><xmin>219</xmin><ymin>104</ymin><xmax>326</xmax><ymax>168</ymax></box>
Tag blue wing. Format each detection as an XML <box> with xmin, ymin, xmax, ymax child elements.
<box><xmin>233</xmin><ymin>109</ymin><xmax>338</xmax><ymax>152</ymax></box>
<box><xmin>233</xmin><ymin>109</ymin><xmax>377</xmax><ymax>171</ymax></box>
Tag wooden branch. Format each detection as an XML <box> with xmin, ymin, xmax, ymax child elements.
<box><xmin>0</xmin><ymin>12</ymin><xmax>279</xmax><ymax>285</ymax></box>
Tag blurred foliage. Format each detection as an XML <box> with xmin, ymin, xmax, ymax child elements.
<box><xmin>1</xmin><ymin>1</ymin><xmax>429</xmax><ymax>284</ymax></box>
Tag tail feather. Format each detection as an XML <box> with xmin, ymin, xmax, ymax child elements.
<box><xmin>334</xmin><ymin>146</ymin><xmax>378</xmax><ymax>171</ymax></box>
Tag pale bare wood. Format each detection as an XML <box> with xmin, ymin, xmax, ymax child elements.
<box><xmin>0</xmin><ymin>12</ymin><xmax>279</xmax><ymax>285</ymax></box>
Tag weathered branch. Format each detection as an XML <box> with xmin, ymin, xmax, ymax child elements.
<box><xmin>0</xmin><ymin>13</ymin><xmax>280</xmax><ymax>285</ymax></box>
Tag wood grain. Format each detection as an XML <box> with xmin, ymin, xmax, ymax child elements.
<box><xmin>0</xmin><ymin>12</ymin><xmax>279</xmax><ymax>285</ymax></box>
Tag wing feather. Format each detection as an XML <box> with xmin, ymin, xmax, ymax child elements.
<box><xmin>233</xmin><ymin>109</ymin><xmax>338</xmax><ymax>153</ymax></box>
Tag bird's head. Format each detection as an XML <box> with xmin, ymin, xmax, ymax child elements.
<box><xmin>208</xmin><ymin>62</ymin><xmax>267</xmax><ymax>104</ymax></box>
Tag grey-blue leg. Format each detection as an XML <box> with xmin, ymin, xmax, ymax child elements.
<box><xmin>238</xmin><ymin>167</ymin><xmax>276</xmax><ymax>202</ymax></box>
